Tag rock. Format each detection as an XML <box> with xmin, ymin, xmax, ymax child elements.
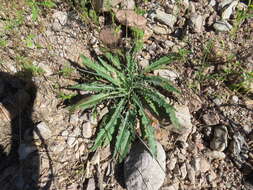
<box><xmin>200</xmin><ymin>158</ymin><xmax>211</xmax><ymax>173</ymax></box>
<box><xmin>143</xmin><ymin>27</ymin><xmax>153</xmax><ymax>41</ymax></box>
<box><xmin>186</xmin><ymin>163</ymin><xmax>195</xmax><ymax>184</ymax></box>
<box><xmin>67</xmin><ymin>136</ymin><xmax>76</xmax><ymax>147</ymax></box>
<box><xmin>124</xmin><ymin>141</ymin><xmax>166</xmax><ymax>190</ymax></box>
<box><xmin>154</xmin><ymin>69</ymin><xmax>179</xmax><ymax>82</ymax></box>
<box><xmin>164</xmin><ymin>40</ymin><xmax>175</xmax><ymax>48</ymax></box>
<box><xmin>189</xmin><ymin>14</ymin><xmax>204</xmax><ymax>33</ymax></box>
<box><xmin>228</xmin><ymin>132</ymin><xmax>245</xmax><ymax>156</ymax></box>
<box><xmin>205</xmin><ymin>150</ymin><xmax>226</xmax><ymax>160</ymax></box>
<box><xmin>168</xmin><ymin>105</ymin><xmax>193</xmax><ymax>142</ymax></box>
<box><xmin>99</xmin><ymin>27</ymin><xmax>121</xmax><ymax>46</ymax></box>
<box><xmin>86</xmin><ymin>178</ymin><xmax>96</xmax><ymax>190</ymax></box>
<box><xmin>18</xmin><ymin>143</ymin><xmax>36</xmax><ymax>160</ymax></box>
<box><xmin>218</xmin><ymin>0</ymin><xmax>235</xmax><ymax>10</ymax></box>
<box><xmin>168</xmin><ymin>157</ymin><xmax>177</xmax><ymax>170</ymax></box>
<box><xmin>139</xmin><ymin>59</ymin><xmax>149</xmax><ymax>69</ymax></box>
<box><xmin>209</xmin><ymin>0</ymin><xmax>216</xmax><ymax>6</ymax></box>
<box><xmin>210</xmin><ymin>125</ymin><xmax>228</xmax><ymax>151</ymax></box>
<box><xmin>121</xmin><ymin>0</ymin><xmax>135</xmax><ymax>9</ymax></box>
<box><xmin>33</xmin><ymin>122</ymin><xmax>52</xmax><ymax>140</ymax></box>
<box><xmin>213</xmin><ymin>20</ymin><xmax>232</xmax><ymax>32</ymax></box>
<box><xmin>207</xmin><ymin>170</ymin><xmax>217</xmax><ymax>182</ymax></box>
<box><xmin>154</xmin><ymin>10</ymin><xmax>177</xmax><ymax>29</ymax></box>
<box><xmin>36</xmin><ymin>62</ymin><xmax>53</xmax><ymax>76</ymax></box>
<box><xmin>180</xmin><ymin>163</ymin><xmax>187</xmax><ymax>179</ymax></box>
<box><xmin>191</xmin><ymin>157</ymin><xmax>200</xmax><ymax>172</ymax></box>
<box><xmin>152</xmin><ymin>25</ymin><xmax>169</xmax><ymax>35</ymax></box>
<box><xmin>221</xmin><ymin>0</ymin><xmax>238</xmax><ymax>20</ymax></box>
<box><xmin>82</xmin><ymin>122</ymin><xmax>93</xmax><ymax>138</ymax></box>
<box><xmin>116</xmin><ymin>10</ymin><xmax>147</xmax><ymax>29</ymax></box>
<box><xmin>52</xmin><ymin>22</ymin><xmax>62</xmax><ymax>32</ymax></box>
<box><xmin>52</xmin><ymin>11</ymin><xmax>68</xmax><ymax>25</ymax></box>
<box><xmin>202</xmin><ymin>112</ymin><xmax>219</xmax><ymax>125</ymax></box>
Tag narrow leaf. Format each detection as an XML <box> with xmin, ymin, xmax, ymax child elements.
<box><xmin>69</xmin><ymin>82</ymin><xmax>115</xmax><ymax>92</ymax></box>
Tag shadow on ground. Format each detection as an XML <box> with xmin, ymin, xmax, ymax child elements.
<box><xmin>0</xmin><ymin>71</ymin><xmax>53</xmax><ymax>190</ymax></box>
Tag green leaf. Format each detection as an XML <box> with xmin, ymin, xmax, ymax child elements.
<box><xmin>143</xmin><ymin>75</ymin><xmax>180</xmax><ymax>94</ymax></box>
<box><xmin>104</xmin><ymin>52</ymin><xmax>121</xmax><ymax>69</ymax></box>
<box><xmin>113</xmin><ymin>110</ymin><xmax>131</xmax><ymax>162</ymax></box>
<box><xmin>70</xmin><ymin>91</ymin><xmax>120</xmax><ymax>112</ymax></box>
<box><xmin>69</xmin><ymin>82</ymin><xmax>115</xmax><ymax>92</ymax></box>
<box><xmin>143</xmin><ymin>54</ymin><xmax>179</xmax><ymax>73</ymax></box>
<box><xmin>80</xmin><ymin>55</ymin><xmax>120</xmax><ymax>85</ymax></box>
<box><xmin>90</xmin><ymin>98</ymin><xmax>127</xmax><ymax>151</ymax></box>
<box><xmin>132</xmin><ymin>94</ymin><xmax>157</xmax><ymax>157</ymax></box>
<box><xmin>137</xmin><ymin>87</ymin><xmax>179</xmax><ymax>128</ymax></box>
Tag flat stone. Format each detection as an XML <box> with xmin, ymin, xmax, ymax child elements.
<box><xmin>33</xmin><ymin>122</ymin><xmax>52</xmax><ymax>140</ymax></box>
<box><xmin>124</xmin><ymin>141</ymin><xmax>166</xmax><ymax>190</ymax></box>
<box><xmin>189</xmin><ymin>14</ymin><xmax>204</xmax><ymax>33</ymax></box>
<box><xmin>155</xmin><ymin>10</ymin><xmax>177</xmax><ymax>29</ymax></box>
<box><xmin>210</xmin><ymin>125</ymin><xmax>228</xmax><ymax>151</ymax></box>
<box><xmin>213</xmin><ymin>20</ymin><xmax>232</xmax><ymax>32</ymax></box>
<box><xmin>153</xmin><ymin>25</ymin><xmax>169</xmax><ymax>35</ymax></box>
<box><xmin>222</xmin><ymin>0</ymin><xmax>238</xmax><ymax>20</ymax></box>
<box><xmin>205</xmin><ymin>150</ymin><xmax>226</xmax><ymax>160</ymax></box>
<box><xmin>52</xmin><ymin>11</ymin><xmax>68</xmax><ymax>25</ymax></box>
<box><xmin>200</xmin><ymin>158</ymin><xmax>211</xmax><ymax>173</ymax></box>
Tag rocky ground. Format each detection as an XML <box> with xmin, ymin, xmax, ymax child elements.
<box><xmin>0</xmin><ymin>0</ymin><xmax>253</xmax><ymax>189</ymax></box>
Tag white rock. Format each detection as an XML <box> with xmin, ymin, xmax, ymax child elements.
<box><xmin>155</xmin><ymin>10</ymin><xmax>177</xmax><ymax>29</ymax></box>
<box><xmin>222</xmin><ymin>0</ymin><xmax>238</xmax><ymax>20</ymax></box>
<box><xmin>209</xmin><ymin>0</ymin><xmax>216</xmax><ymax>6</ymax></box>
<box><xmin>18</xmin><ymin>143</ymin><xmax>36</xmax><ymax>160</ymax></box>
<box><xmin>121</xmin><ymin>0</ymin><xmax>135</xmax><ymax>9</ymax></box>
<box><xmin>186</xmin><ymin>163</ymin><xmax>195</xmax><ymax>184</ymax></box>
<box><xmin>87</xmin><ymin>178</ymin><xmax>96</xmax><ymax>190</ymax></box>
<box><xmin>180</xmin><ymin>163</ymin><xmax>187</xmax><ymax>179</ymax></box>
<box><xmin>168</xmin><ymin>157</ymin><xmax>177</xmax><ymax>170</ymax></box>
<box><xmin>213</xmin><ymin>20</ymin><xmax>232</xmax><ymax>32</ymax></box>
<box><xmin>52</xmin><ymin>11</ymin><xmax>68</xmax><ymax>25</ymax></box>
<box><xmin>191</xmin><ymin>157</ymin><xmax>201</xmax><ymax>172</ymax></box>
<box><xmin>154</xmin><ymin>69</ymin><xmax>179</xmax><ymax>82</ymax></box>
<box><xmin>82</xmin><ymin>122</ymin><xmax>93</xmax><ymax>138</ymax></box>
<box><xmin>67</xmin><ymin>136</ymin><xmax>76</xmax><ymax>147</ymax></box>
<box><xmin>124</xmin><ymin>142</ymin><xmax>166</xmax><ymax>190</ymax></box>
<box><xmin>164</xmin><ymin>40</ymin><xmax>175</xmax><ymax>48</ymax></box>
<box><xmin>205</xmin><ymin>150</ymin><xmax>226</xmax><ymax>160</ymax></box>
<box><xmin>153</xmin><ymin>25</ymin><xmax>169</xmax><ymax>35</ymax></box>
<box><xmin>200</xmin><ymin>158</ymin><xmax>211</xmax><ymax>173</ymax></box>
<box><xmin>168</xmin><ymin>105</ymin><xmax>193</xmax><ymax>142</ymax></box>
<box><xmin>219</xmin><ymin>0</ymin><xmax>235</xmax><ymax>9</ymax></box>
<box><xmin>190</xmin><ymin>14</ymin><xmax>204</xmax><ymax>33</ymax></box>
<box><xmin>210</xmin><ymin>125</ymin><xmax>228</xmax><ymax>151</ymax></box>
<box><xmin>33</xmin><ymin>122</ymin><xmax>52</xmax><ymax>140</ymax></box>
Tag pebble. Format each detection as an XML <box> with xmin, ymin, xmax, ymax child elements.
<box><xmin>222</xmin><ymin>0</ymin><xmax>238</xmax><ymax>20</ymax></box>
<box><xmin>67</xmin><ymin>136</ymin><xmax>76</xmax><ymax>147</ymax></box>
<box><xmin>52</xmin><ymin>22</ymin><xmax>62</xmax><ymax>32</ymax></box>
<box><xmin>191</xmin><ymin>157</ymin><xmax>201</xmax><ymax>172</ymax></box>
<box><xmin>82</xmin><ymin>122</ymin><xmax>93</xmax><ymax>138</ymax></box>
<box><xmin>213</xmin><ymin>20</ymin><xmax>232</xmax><ymax>32</ymax></box>
<box><xmin>36</xmin><ymin>62</ymin><xmax>53</xmax><ymax>76</ymax></box>
<box><xmin>186</xmin><ymin>163</ymin><xmax>196</xmax><ymax>184</ymax></box>
<box><xmin>154</xmin><ymin>69</ymin><xmax>179</xmax><ymax>82</ymax></box>
<box><xmin>124</xmin><ymin>141</ymin><xmax>166</xmax><ymax>190</ymax></box>
<box><xmin>164</xmin><ymin>40</ymin><xmax>175</xmax><ymax>48</ymax></box>
<box><xmin>154</xmin><ymin>10</ymin><xmax>177</xmax><ymax>29</ymax></box>
<box><xmin>189</xmin><ymin>14</ymin><xmax>204</xmax><ymax>33</ymax></box>
<box><xmin>86</xmin><ymin>178</ymin><xmax>96</xmax><ymax>190</ymax></box>
<box><xmin>153</xmin><ymin>25</ymin><xmax>169</xmax><ymax>35</ymax></box>
<box><xmin>205</xmin><ymin>150</ymin><xmax>226</xmax><ymax>160</ymax></box>
<box><xmin>180</xmin><ymin>163</ymin><xmax>187</xmax><ymax>179</ymax></box>
<box><xmin>121</xmin><ymin>0</ymin><xmax>135</xmax><ymax>9</ymax></box>
<box><xmin>33</xmin><ymin>122</ymin><xmax>52</xmax><ymax>140</ymax></box>
<box><xmin>200</xmin><ymin>158</ymin><xmax>211</xmax><ymax>173</ymax></box>
<box><xmin>210</xmin><ymin>125</ymin><xmax>228</xmax><ymax>151</ymax></box>
<box><xmin>52</xmin><ymin>11</ymin><xmax>68</xmax><ymax>25</ymax></box>
<box><xmin>168</xmin><ymin>157</ymin><xmax>177</xmax><ymax>170</ymax></box>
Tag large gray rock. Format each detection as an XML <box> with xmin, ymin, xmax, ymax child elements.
<box><xmin>124</xmin><ymin>142</ymin><xmax>166</xmax><ymax>190</ymax></box>
<box><xmin>154</xmin><ymin>10</ymin><xmax>177</xmax><ymax>29</ymax></box>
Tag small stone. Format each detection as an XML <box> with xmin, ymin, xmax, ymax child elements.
<box><xmin>82</xmin><ymin>122</ymin><xmax>93</xmax><ymax>138</ymax></box>
<box><xmin>154</xmin><ymin>69</ymin><xmax>179</xmax><ymax>82</ymax></box>
<box><xmin>154</xmin><ymin>10</ymin><xmax>177</xmax><ymax>29</ymax></box>
<box><xmin>18</xmin><ymin>143</ymin><xmax>36</xmax><ymax>160</ymax></box>
<box><xmin>186</xmin><ymin>163</ymin><xmax>195</xmax><ymax>184</ymax></box>
<box><xmin>52</xmin><ymin>11</ymin><xmax>68</xmax><ymax>25</ymax></box>
<box><xmin>202</xmin><ymin>112</ymin><xmax>219</xmax><ymax>125</ymax></box>
<box><xmin>200</xmin><ymin>158</ymin><xmax>211</xmax><ymax>173</ymax></box>
<box><xmin>207</xmin><ymin>170</ymin><xmax>217</xmax><ymax>182</ymax></box>
<box><xmin>124</xmin><ymin>141</ymin><xmax>166</xmax><ymax>190</ymax></box>
<box><xmin>168</xmin><ymin>157</ymin><xmax>177</xmax><ymax>170</ymax></box>
<box><xmin>191</xmin><ymin>157</ymin><xmax>200</xmax><ymax>172</ymax></box>
<box><xmin>86</xmin><ymin>178</ymin><xmax>96</xmax><ymax>190</ymax></box>
<box><xmin>180</xmin><ymin>163</ymin><xmax>187</xmax><ymax>179</ymax></box>
<box><xmin>213</xmin><ymin>20</ymin><xmax>232</xmax><ymax>32</ymax></box>
<box><xmin>221</xmin><ymin>0</ymin><xmax>238</xmax><ymax>20</ymax></box>
<box><xmin>153</xmin><ymin>25</ymin><xmax>169</xmax><ymax>35</ymax></box>
<box><xmin>33</xmin><ymin>122</ymin><xmax>52</xmax><ymax>140</ymax></box>
<box><xmin>67</xmin><ymin>136</ymin><xmax>76</xmax><ymax>147</ymax></box>
<box><xmin>210</xmin><ymin>125</ymin><xmax>228</xmax><ymax>151</ymax></box>
<box><xmin>52</xmin><ymin>22</ymin><xmax>62</xmax><ymax>32</ymax></box>
<box><xmin>143</xmin><ymin>27</ymin><xmax>153</xmax><ymax>41</ymax></box>
<box><xmin>231</xmin><ymin>95</ymin><xmax>239</xmax><ymax>103</ymax></box>
<box><xmin>168</xmin><ymin>105</ymin><xmax>193</xmax><ymax>142</ymax></box>
<box><xmin>121</xmin><ymin>0</ymin><xmax>135</xmax><ymax>9</ymax></box>
<box><xmin>205</xmin><ymin>150</ymin><xmax>226</xmax><ymax>160</ymax></box>
<box><xmin>189</xmin><ymin>14</ymin><xmax>204</xmax><ymax>33</ymax></box>
<box><xmin>164</xmin><ymin>40</ymin><xmax>175</xmax><ymax>48</ymax></box>
<box><xmin>36</xmin><ymin>62</ymin><xmax>53</xmax><ymax>76</ymax></box>
<box><xmin>139</xmin><ymin>59</ymin><xmax>149</xmax><ymax>69</ymax></box>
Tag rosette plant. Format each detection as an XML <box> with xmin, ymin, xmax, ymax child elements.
<box><xmin>70</xmin><ymin>51</ymin><xmax>181</xmax><ymax>162</ymax></box>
